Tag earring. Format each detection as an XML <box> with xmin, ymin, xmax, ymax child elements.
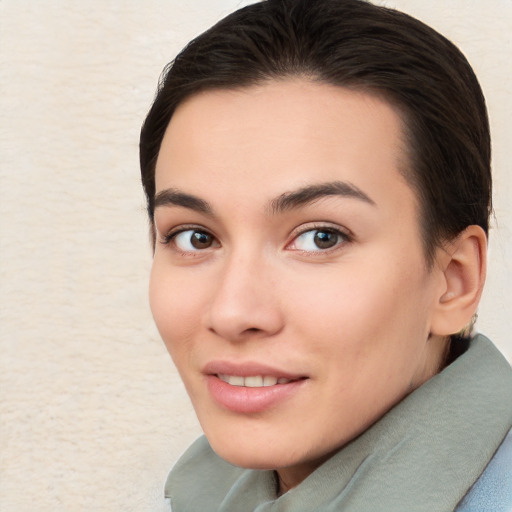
<box><xmin>456</xmin><ymin>313</ymin><xmax>478</xmax><ymax>339</ymax></box>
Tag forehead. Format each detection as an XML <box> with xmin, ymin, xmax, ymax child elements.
<box><xmin>155</xmin><ymin>79</ymin><xmax>416</xmax><ymax>217</ymax></box>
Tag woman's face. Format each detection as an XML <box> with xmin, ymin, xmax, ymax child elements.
<box><xmin>150</xmin><ymin>80</ymin><xmax>449</xmax><ymax>489</ymax></box>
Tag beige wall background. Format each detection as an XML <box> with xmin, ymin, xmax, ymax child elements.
<box><xmin>1</xmin><ymin>1</ymin><xmax>510</xmax><ymax>510</ymax></box>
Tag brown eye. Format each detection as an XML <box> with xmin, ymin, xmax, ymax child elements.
<box><xmin>190</xmin><ymin>231</ymin><xmax>213</xmax><ymax>249</ymax></box>
<box><xmin>291</xmin><ymin>228</ymin><xmax>347</xmax><ymax>252</ymax></box>
<box><xmin>313</xmin><ymin>230</ymin><xmax>339</xmax><ymax>249</ymax></box>
<box><xmin>173</xmin><ymin>229</ymin><xmax>216</xmax><ymax>251</ymax></box>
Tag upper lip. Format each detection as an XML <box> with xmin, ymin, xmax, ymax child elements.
<box><xmin>202</xmin><ymin>360</ymin><xmax>307</xmax><ymax>380</ymax></box>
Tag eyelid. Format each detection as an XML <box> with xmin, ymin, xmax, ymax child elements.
<box><xmin>158</xmin><ymin>224</ymin><xmax>219</xmax><ymax>249</ymax></box>
<box><xmin>158</xmin><ymin>224</ymin><xmax>199</xmax><ymax>244</ymax></box>
<box><xmin>289</xmin><ymin>222</ymin><xmax>353</xmax><ymax>240</ymax></box>
<box><xmin>286</xmin><ymin>222</ymin><xmax>353</xmax><ymax>252</ymax></box>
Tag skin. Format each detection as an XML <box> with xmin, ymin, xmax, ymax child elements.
<box><xmin>149</xmin><ymin>80</ymin><xmax>453</xmax><ymax>494</ymax></box>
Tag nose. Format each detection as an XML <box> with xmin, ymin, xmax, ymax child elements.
<box><xmin>205</xmin><ymin>251</ymin><xmax>284</xmax><ymax>342</ymax></box>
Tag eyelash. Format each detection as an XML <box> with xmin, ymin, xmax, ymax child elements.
<box><xmin>158</xmin><ymin>223</ymin><xmax>352</xmax><ymax>255</ymax></box>
<box><xmin>287</xmin><ymin>223</ymin><xmax>353</xmax><ymax>254</ymax></box>
<box><xmin>159</xmin><ymin>225</ymin><xmax>215</xmax><ymax>254</ymax></box>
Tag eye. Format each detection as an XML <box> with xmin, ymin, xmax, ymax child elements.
<box><xmin>170</xmin><ymin>229</ymin><xmax>217</xmax><ymax>251</ymax></box>
<box><xmin>289</xmin><ymin>227</ymin><xmax>348</xmax><ymax>252</ymax></box>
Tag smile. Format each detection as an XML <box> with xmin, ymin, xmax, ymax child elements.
<box><xmin>207</xmin><ymin>374</ymin><xmax>308</xmax><ymax>414</ymax></box>
<box><xmin>217</xmin><ymin>374</ymin><xmax>295</xmax><ymax>387</ymax></box>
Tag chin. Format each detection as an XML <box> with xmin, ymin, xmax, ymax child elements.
<box><xmin>205</xmin><ymin>428</ymin><xmax>293</xmax><ymax>470</ymax></box>
<box><xmin>205</xmin><ymin>426</ymin><xmax>326</xmax><ymax>474</ymax></box>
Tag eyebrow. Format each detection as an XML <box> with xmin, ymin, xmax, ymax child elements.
<box><xmin>270</xmin><ymin>181</ymin><xmax>376</xmax><ymax>214</ymax></box>
<box><xmin>153</xmin><ymin>180</ymin><xmax>375</xmax><ymax>217</ymax></box>
<box><xmin>154</xmin><ymin>188</ymin><xmax>213</xmax><ymax>215</ymax></box>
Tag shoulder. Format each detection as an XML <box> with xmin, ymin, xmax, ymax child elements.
<box><xmin>455</xmin><ymin>428</ymin><xmax>512</xmax><ymax>512</ymax></box>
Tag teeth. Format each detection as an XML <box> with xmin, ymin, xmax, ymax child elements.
<box><xmin>218</xmin><ymin>374</ymin><xmax>291</xmax><ymax>387</ymax></box>
<box><xmin>263</xmin><ymin>376</ymin><xmax>278</xmax><ymax>386</ymax></box>
<box><xmin>227</xmin><ymin>375</ymin><xmax>244</xmax><ymax>387</ymax></box>
<box><xmin>245</xmin><ymin>376</ymin><xmax>263</xmax><ymax>387</ymax></box>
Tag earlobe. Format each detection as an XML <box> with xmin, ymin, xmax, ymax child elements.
<box><xmin>430</xmin><ymin>226</ymin><xmax>487</xmax><ymax>336</ymax></box>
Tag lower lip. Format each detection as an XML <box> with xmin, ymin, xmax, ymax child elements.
<box><xmin>206</xmin><ymin>375</ymin><xmax>307</xmax><ymax>414</ymax></box>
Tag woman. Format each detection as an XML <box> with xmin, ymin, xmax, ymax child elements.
<box><xmin>140</xmin><ymin>0</ymin><xmax>512</xmax><ymax>510</ymax></box>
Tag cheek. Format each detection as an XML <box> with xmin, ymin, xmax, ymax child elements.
<box><xmin>149</xmin><ymin>261</ymin><xmax>206</xmax><ymax>358</ymax></box>
<box><xmin>281</xmin><ymin>258</ymin><xmax>435</xmax><ymax>440</ymax></box>
<box><xmin>287</xmin><ymin>254</ymin><xmax>433</xmax><ymax>367</ymax></box>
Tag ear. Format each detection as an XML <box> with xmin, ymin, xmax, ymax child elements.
<box><xmin>430</xmin><ymin>225</ymin><xmax>487</xmax><ymax>336</ymax></box>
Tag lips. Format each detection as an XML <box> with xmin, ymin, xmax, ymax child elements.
<box><xmin>203</xmin><ymin>361</ymin><xmax>308</xmax><ymax>413</ymax></box>
<box><xmin>203</xmin><ymin>361</ymin><xmax>305</xmax><ymax>381</ymax></box>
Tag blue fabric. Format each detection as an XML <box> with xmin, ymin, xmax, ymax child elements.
<box><xmin>456</xmin><ymin>429</ymin><xmax>512</xmax><ymax>512</ymax></box>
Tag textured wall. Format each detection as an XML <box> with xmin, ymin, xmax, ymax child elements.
<box><xmin>0</xmin><ymin>1</ymin><xmax>510</xmax><ymax>510</ymax></box>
